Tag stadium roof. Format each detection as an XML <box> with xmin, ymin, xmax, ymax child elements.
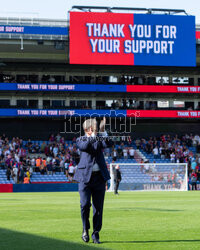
<box><xmin>71</xmin><ymin>6</ymin><xmax>188</xmax><ymax>15</ymax></box>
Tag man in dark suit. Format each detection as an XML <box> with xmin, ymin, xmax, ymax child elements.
<box><xmin>74</xmin><ymin>117</ymin><xmax>112</xmax><ymax>244</ymax></box>
<box><xmin>114</xmin><ymin>165</ymin><xmax>122</xmax><ymax>195</ymax></box>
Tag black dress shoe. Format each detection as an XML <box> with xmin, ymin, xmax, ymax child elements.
<box><xmin>82</xmin><ymin>229</ymin><xmax>89</xmax><ymax>243</ymax></box>
<box><xmin>93</xmin><ymin>238</ymin><xmax>101</xmax><ymax>244</ymax></box>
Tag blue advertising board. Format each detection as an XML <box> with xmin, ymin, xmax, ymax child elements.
<box><xmin>0</xmin><ymin>83</ymin><xmax>126</xmax><ymax>92</ymax></box>
<box><xmin>0</xmin><ymin>25</ymin><xmax>68</xmax><ymax>35</ymax></box>
<box><xmin>0</xmin><ymin>109</ymin><xmax>127</xmax><ymax>117</ymax></box>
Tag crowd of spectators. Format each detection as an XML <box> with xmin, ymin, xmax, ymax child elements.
<box><xmin>26</xmin><ymin>134</ymin><xmax>80</xmax><ymax>181</ymax></box>
<box><xmin>0</xmin><ymin>134</ymin><xmax>30</xmax><ymax>184</ymax></box>
<box><xmin>135</xmin><ymin>134</ymin><xmax>200</xmax><ymax>186</ymax></box>
<box><xmin>0</xmin><ymin>133</ymin><xmax>200</xmax><ymax>187</ymax></box>
<box><xmin>0</xmin><ymin>133</ymin><xmax>80</xmax><ymax>184</ymax></box>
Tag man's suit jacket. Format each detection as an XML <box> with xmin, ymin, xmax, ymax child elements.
<box><xmin>114</xmin><ymin>169</ymin><xmax>122</xmax><ymax>182</ymax></box>
<box><xmin>74</xmin><ymin>134</ymin><xmax>112</xmax><ymax>183</ymax></box>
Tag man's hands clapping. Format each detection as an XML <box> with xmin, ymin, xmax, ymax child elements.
<box><xmin>99</xmin><ymin>117</ymin><xmax>106</xmax><ymax>132</ymax></box>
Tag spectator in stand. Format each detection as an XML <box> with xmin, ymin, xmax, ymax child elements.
<box><xmin>64</xmin><ymin>160</ymin><xmax>69</xmax><ymax>177</ymax></box>
<box><xmin>196</xmin><ymin>165</ymin><xmax>200</xmax><ymax>181</ymax></box>
<box><xmin>123</xmin><ymin>147</ymin><xmax>128</xmax><ymax>159</ymax></box>
<box><xmin>32</xmin><ymin>143</ymin><xmax>40</xmax><ymax>154</ymax></box>
<box><xmin>140</xmin><ymin>159</ymin><xmax>145</xmax><ymax>173</ymax></box>
<box><xmin>170</xmin><ymin>152</ymin><xmax>176</xmax><ymax>163</ymax></box>
<box><xmin>26</xmin><ymin>157</ymin><xmax>31</xmax><ymax>169</ymax></box>
<box><xmin>56</xmin><ymin>133</ymin><xmax>61</xmax><ymax>143</ymax></box>
<box><xmin>26</xmin><ymin>168</ymin><xmax>31</xmax><ymax>179</ymax></box>
<box><xmin>27</xmin><ymin>139</ymin><xmax>33</xmax><ymax>153</ymax></box>
<box><xmin>49</xmin><ymin>134</ymin><xmax>55</xmax><ymax>143</ymax></box>
<box><xmin>29</xmin><ymin>165</ymin><xmax>33</xmax><ymax>177</ymax></box>
<box><xmin>40</xmin><ymin>161</ymin><xmax>46</xmax><ymax>175</ymax></box>
<box><xmin>117</xmin><ymin>146</ymin><xmax>123</xmax><ymax>158</ymax></box>
<box><xmin>68</xmin><ymin>161</ymin><xmax>75</xmax><ymax>181</ymax></box>
<box><xmin>40</xmin><ymin>142</ymin><xmax>46</xmax><ymax>153</ymax></box>
<box><xmin>135</xmin><ymin>138</ymin><xmax>140</xmax><ymax>149</ymax></box>
<box><xmin>31</xmin><ymin>157</ymin><xmax>36</xmax><ymax>170</ymax></box>
<box><xmin>0</xmin><ymin>158</ymin><xmax>4</xmax><ymax>169</ymax></box>
<box><xmin>35</xmin><ymin>157</ymin><xmax>42</xmax><ymax>172</ymax></box>
<box><xmin>153</xmin><ymin>146</ymin><xmax>159</xmax><ymax>159</ymax></box>
<box><xmin>6</xmin><ymin>166</ymin><xmax>11</xmax><ymax>181</ymax></box>
<box><xmin>127</xmin><ymin>136</ymin><xmax>132</xmax><ymax>145</ymax></box>
<box><xmin>54</xmin><ymin>156</ymin><xmax>60</xmax><ymax>172</ymax></box>
<box><xmin>112</xmin><ymin>149</ymin><xmax>117</xmax><ymax>161</ymax></box>
<box><xmin>12</xmin><ymin>164</ymin><xmax>18</xmax><ymax>183</ymax></box>
<box><xmin>42</xmin><ymin>158</ymin><xmax>46</xmax><ymax>168</ymax></box>
<box><xmin>24</xmin><ymin>175</ymin><xmax>30</xmax><ymax>184</ymax></box>
<box><xmin>18</xmin><ymin>166</ymin><xmax>24</xmax><ymax>184</ymax></box>
<box><xmin>53</xmin><ymin>145</ymin><xmax>59</xmax><ymax>157</ymax></box>
<box><xmin>104</xmin><ymin>146</ymin><xmax>110</xmax><ymax>157</ymax></box>
<box><xmin>59</xmin><ymin>157</ymin><xmax>65</xmax><ymax>172</ymax></box>
<box><xmin>51</xmin><ymin>159</ymin><xmax>56</xmax><ymax>174</ymax></box>
<box><xmin>5</xmin><ymin>155</ymin><xmax>11</xmax><ymax>169</ymax></box>
<box><xmin>144</xmin><ymin>160</ymin><xmax>150</xmax><ymax>173</ymax></box>
<box><xmin>47</xmin><ymin>160</ymin><xmax>53</xmax><ymax>175</ymax></box>
<box><xmin>60</xmin><ymin>137</ymin><xmax>65</xmax><ymax>145</ymax></box>
<box><xmin>191</xmin><ymin>158</ymin><xmax>197</xmax><ymax>171</ymax></box>
<box><xmin>146</xmin><ymin>141</ymin><xmax>153</xmax><ymax>154</ymax></box>
<box><xmin>129</xmin><ymin>147</ymin><xmax>135</xmax><ymax>159</ymax></box>
<box><xmin>193</xmin><ymin>134</ymin><xmax>200</xmax><ymax>146</ymax></box>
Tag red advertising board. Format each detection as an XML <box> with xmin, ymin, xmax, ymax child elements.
<box><xmin>127</xmin><ymin>85</ymin><xmax>200</xmax><ymax>93</ymax></box>
<box><xmin>0</xmin><ymin>184</ymin><xmax>13</xmax><ymax>193</ymax></box>
<box><xmin>127</xmin><ymin>110</ymin><xmax>200</xmax><ymax>118</ymax></box>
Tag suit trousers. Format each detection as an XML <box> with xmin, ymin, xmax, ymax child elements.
<box><xmin>78</xmin><ymin>172</ymin><xmax>105</xmax><ymax>239</ymax></box>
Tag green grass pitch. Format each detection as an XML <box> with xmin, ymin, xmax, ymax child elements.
<box><xmin>0</xmin><ymin>191</ymin><xmax>200</xmax><ymax>250</ymax></box>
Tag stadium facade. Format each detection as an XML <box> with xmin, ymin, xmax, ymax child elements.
<box><xmin>0</xmin><ymin>7</ymin><xmax>200</xmax><ymax>139</ymax></box>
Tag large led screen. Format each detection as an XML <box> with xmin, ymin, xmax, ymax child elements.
<box><xmin>69</xmin><ymin>12</ymin><xmax>196</xmax><ymax>66</ymax></box>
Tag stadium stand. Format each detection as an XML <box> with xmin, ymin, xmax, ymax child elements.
<box><xmin>0</xmin><ymin>133</ymin><xmax>199</xmax><ymax>186</ymax></box>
